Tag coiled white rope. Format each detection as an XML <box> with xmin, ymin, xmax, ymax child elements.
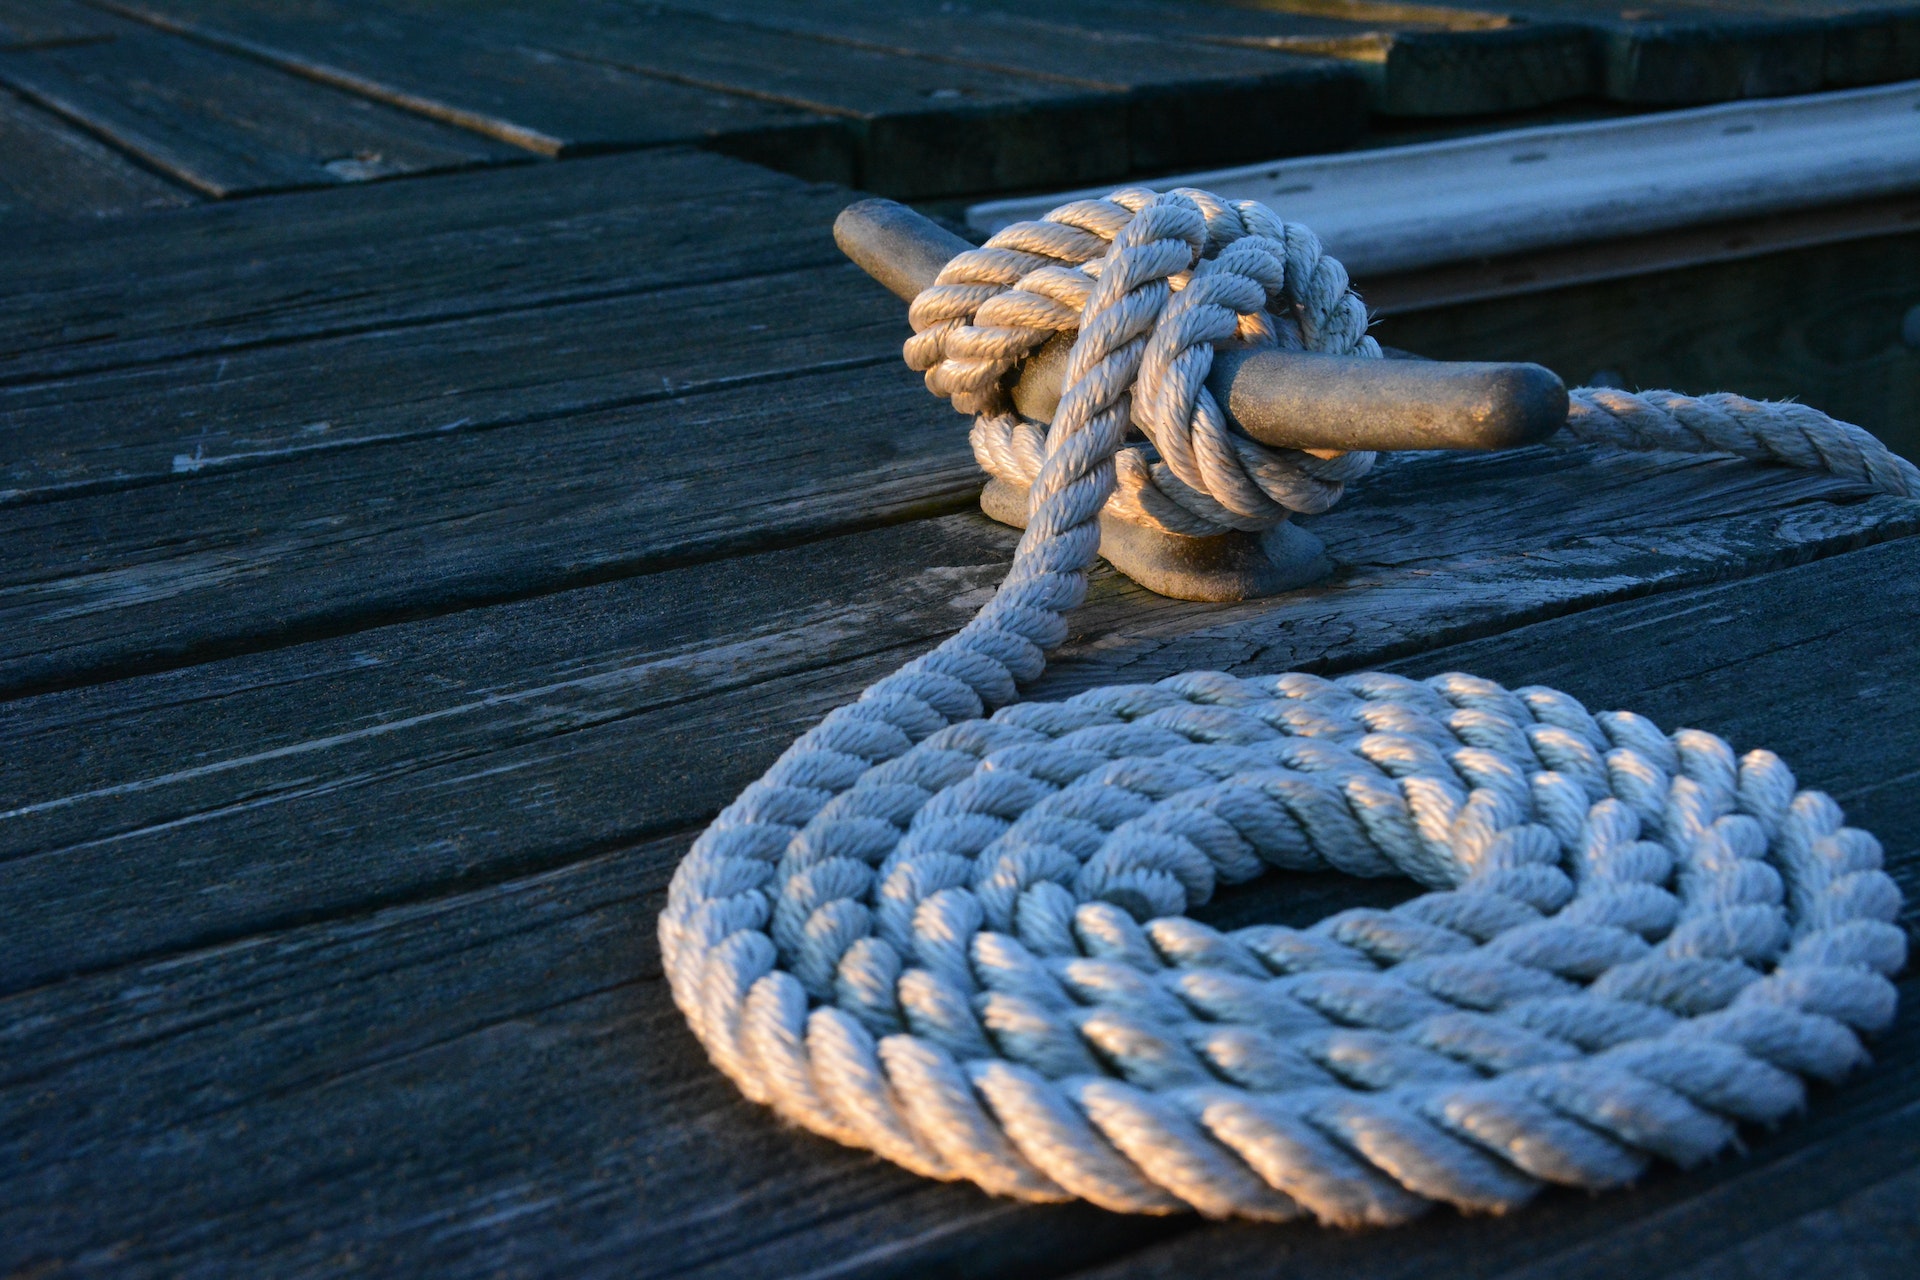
<box><xmin>660</xmin><ymin>188</ymin><xmax>1912</xmax><ymax>1224</ymax></box>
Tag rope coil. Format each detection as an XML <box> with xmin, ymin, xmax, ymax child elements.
<box><xmin>661</xmin><ymin>188</ymin><xmax>1910</xmax><ymax>1223</ymax></box>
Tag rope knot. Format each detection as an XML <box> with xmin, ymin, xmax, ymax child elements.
<box><xmin>909</xmin><ymin>187</ymin><xmax>1384</xmax><ymax>538</ymax></box>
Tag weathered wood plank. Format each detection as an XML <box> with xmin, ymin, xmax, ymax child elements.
<box><xmin>15</xmin><ymin>159</ymin><xmax>1913</xmax><ymax>703</ymax></box>
<box><xmin>0</xmin><ymin>0</ymin><xmax>117</xmax><ymax>48</ymax></box>
<box><xmin>1356</xmin><ymin>191</ymin><xmax>1920</xmax><ymax>319</ymax></box>
<box><xmin>0</xmin><ymin>359</ymin><xmax>979</xmax><ymax>698</ymax></box>
<box><xmin>0</xmin><ymin>260</ymin><xmax>901</xmax><ymax>500</ymax></box>
<box><xmin>0</xmin><ymin>147</ymin><xmax>850</xmax><ymax>383</ymax></box>
<box><xmin>102</xmin><ymin>0</ymin><xmax>1370</xmax><ymax>198</ymax></box>
<box><xmin>0</xmin><ymin>515</ymin><xmax>1006</xmax><ymax>983</ymax></box>
<box><xmin>0</xmin><ymin>147</ymin><xmax>946</xmax><ymax>698</ymax></box>
<box><xmin>96</xmin><ymin>0</ymin><xmax>844</xmax><ymax>162</ymax></box>
<box><xmin>0</xmin><ymin>823</ymin><xmax>1172</xmax><ymax>1280</ymax></box>
<box><xmin>475</xmin><ymin>0</ymin><xmax>1352</xmax><ymax>199</ymax></box>
<box><xmin>1372</xmin><ymin>229</ymin><xmax>1920</xmax><ymax>463</ymax></box>
<box><xmin>952</xmin><ymin>0</ymin><xmax>1602</xmax><ymax>116</ymax></box>
<box><xmin>1663</xmin><ymin>1162</ymin><xmax>1920</xmax><ymax>1280</ymax></box>
<box><xmin>651</xmin><ymin>0</ymin><xmax>1364</xmax><ymax>88</ymax></box>
<box><xmin>624</xmin><ymin>0</ymin><xmax>1381</xmax><ymax>172</ymax></box>
<box><xmin>3</xmin><ymin>443</ymin><xmax>1913</xmax><ymax>989</ymax></box>
<box><xmin>970</xmin><ymin>81</ymin><xmax>1920</xmax><ymax>278</ymax></box>
<box><xmin>0</xmin><ymin>90</ymin><xmax>195</xmax><ymax>221</ymax></box>
<box><xmin>1227</xmin><ymin>0</ymin><xmax>1920</xmax><ymax>106</ymax></box>
<box><xmin>1412</xmin><ymin>0</ymin><xmax>1920</xmax><ymax>102</ymax></box>
<box><xmin>4</xmin><ymin>534</ymin><xmax>1917</xmax><ymax>1278</ymax></box>
<box><xmin>1198</xmin><ymin>0</ymin><xmax>1920</xmax><ymax>106</ymax></box>
<box><xmin>86</xmin><ymin>0</ymin><xmax>1920</xmax><ymax>181</ymax></box>
<box><xmin>0</xmin><ymin>24</ymin><xmax>524</xmax><ymax>197</ymax></box>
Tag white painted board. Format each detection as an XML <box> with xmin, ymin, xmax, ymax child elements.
<box><xmin>967</xmin><ymin>80</ymin><xmax>1920</xmax><ymax>277</ymax></box>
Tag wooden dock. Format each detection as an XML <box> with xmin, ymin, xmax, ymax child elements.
<box><xmin>2</xmin><ymin>2</ymin><xmax>1917</xmax><ymax>1275</ymax></box>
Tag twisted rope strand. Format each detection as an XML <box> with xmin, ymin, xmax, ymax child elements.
<box><xmin>660</xmin><ymin>188</ymin><xmax>1909</xmax><ymax>1224</ymax></box>
<box><xmin>1566</xmin><ymin>388</ymin><xmax>1920</xmax><ymax>497</ymax></box>
<box><xmin>912</xmin><ymin>186</ymin><xmax>1382</xmax><ymax>538</ymax></box>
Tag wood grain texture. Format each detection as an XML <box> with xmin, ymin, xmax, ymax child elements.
<box><xmin>0</xmin><ymin>90</ymin><xmax>195</xmax><ymax>220</ymax></box>
<box><xmin>97</xmin><ymin>0</ymin><xmax>1370</xmax><ymax>199</ymax></box>
<box><xmin>1358</xmin><ymin>191</ymin><xmax>1920</xmax><ymax>318</ymax></box>
<box><xmin>95</xmin><ymin>0</ymin><xmax>839</xmax><ymax>161</ymax></box>
<box><xmin>631</xmin><ymin>0</ymin><xmax>1390</xmax><ymax>169</ymax></box>
<box><xmin>1209</xmin><ymin>0</ymin><xmax>1920</xmax><ymax>108</ymax></box>
<box><xmin>472</xmin><ymin>0</ymin><xmax>1365</xmax><ymax>198</ymax></box>
<box><xmin>0</xmin><ymin>822</ymin><xmax>1175</xmax><ymax>1280</ymax></box>
<box><xmin>0</xmin><ymin>0</ymin><xmax>117</xmax><ymax>48</ymax></box>
<box><xmin>1408</xmin><ymin>0</ymin><xmax>1920</xmax><ymax>102</ymax></box>
<box><xmin>75</xmin><ymin>0</ymin><xmax>1920</xmax><ymax>197</ymax></box>
<box><xmin>0</xmin><ymin>145</ymin><xmax>937</xmax><ymax>699</ymax></box>
<box><xmin>970</xmin><ymin>81</ymin><xmax>1920</xmax><ymax>278</ymax></box>
<box><xmin>1663</xmin><ymin>1162</ymin><xmax>1920</xmax><ymax>1280</ymax></box>
<box><xmin>4</xmin><ymin>533</ymin><xmax>1916</xmax><ymax>1279</ymax></box>
<box><xmin>7</xmin><ymin>7</ymin><xmax>1914</xmax><ymax>1277</ymax></box>
<box><xmin>0</xmin><ymin>24</ymin><xmax>523</xmax><ymax>197</ymax></box>
<box><xmin>648</xmin><ymin>0</ymin><xmax>1374</xmax><ymax>88</ymax></box>
<box><xmin>954</xmin><ymin>0</ymin><xmax>1602</xmax><ymax>116</ymax></box>
<box><xmin>0</xmin><ymin>261</ymin><xmax>903</xmax><ymax>499</ymax></box>
<box><xmin>0</xmin><ymin>359</ymin><xmax>981</xmax><ymax>699</ymax></box>
<box><xmin>3</xmin><ymin>441</ymin><xmax>1914</xmax><ymax>989</ymax></box>
<box><xmin>1370</xmin><ymin>228</ymin><xmax>1920</xmax><ymax>463</ymax></box>
<box><xmin>1020</xmin><ymin>0</ymin><xmax>1920</xmax><ymax>113</ymax></box>
<box><xmin>0</xmin><ymin>147</ymin><xmax>853</xmax><ymax>384</ymax></box>
<box><xmin>16</xmin><ymin>145</ymin><xmax>1914</xmax><ymax>704</ymax></box>
<box><xmin>482</xmin><ymin>0</ymin><xmax>1138</xmax><ymax>199</ymax></box>
<box><xmin>1360</xmin><ymin>24</ymin><xmax>1602</xmax><ymax>116</ymax></box>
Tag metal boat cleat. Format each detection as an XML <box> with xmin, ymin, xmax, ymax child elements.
<box><xmin>834</xmin><ymin>198</ymin><xmax>1568</xmax><ymax>601</ymax></box>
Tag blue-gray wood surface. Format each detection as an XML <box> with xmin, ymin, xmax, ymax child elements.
<box><xmin>3</xmin><ymin>144</ymin><xmax>1917</xmax><ymax>1277</ymax></box>
<box><xmin>3</xmin><ymin>2</ymin><xmax>1918</xmax><ymax>1275</ymax></box>
<box><xmin>3</xmin><ymin>0</ymin><xmax>1920</xmax><ymax>211</ymax></box>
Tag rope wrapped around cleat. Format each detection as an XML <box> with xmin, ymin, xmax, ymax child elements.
<box><xmin>660</xmin><ymin>188</ymin><xmax>1910</xmax><ymax>1224</ymax></box>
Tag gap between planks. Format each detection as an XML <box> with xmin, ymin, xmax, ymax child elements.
<box><xmin>0</xmin><ymin>8</ymin><xmax>530</xmax><ymax>199</ymax></box>
<box><xmin>0</xmin><ymin>147</ymin><xmax>856</xmax><ymax>384</ymax></box>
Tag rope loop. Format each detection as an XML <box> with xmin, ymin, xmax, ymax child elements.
<box><xmin>662</xmin><ymin>188</ymin><xmax>1911</xmax><ymax>1224</ymax></box>
<box><xmin>909</xmin><ymin>187</ymin><xmax>1385</xmax><ymax>538</ymax></box>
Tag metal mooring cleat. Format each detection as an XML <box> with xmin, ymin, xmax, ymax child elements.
<box><xmin>835</xmin><ymin>198</ymin><xmax>1568</xmax><ymax>601</ymax></box>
